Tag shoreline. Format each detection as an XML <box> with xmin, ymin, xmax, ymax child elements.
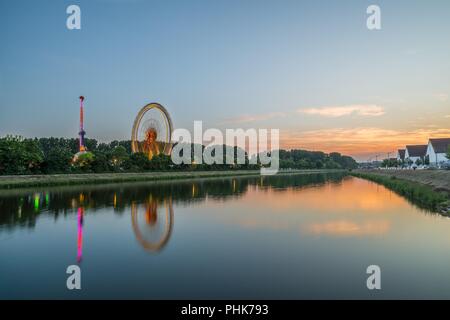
<box><xmin>353</xmin><ymin>169</ymin><xmax>450</xmax><ymax>194</ymax></box>
<box><xmin>352</xmin><ymin>170</ymin><xmax>450</xmax><ymax>215</ymax></box>
<box><xmin>0</xmin><ymin>169</ymin><xmax>346</xmax><ymax>190</ymax></box>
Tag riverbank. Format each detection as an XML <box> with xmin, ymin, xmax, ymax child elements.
<box><xmin>352</xmin><ymin>170</ymin><xmax>450</xmax><ymax>214</ymax></box>
<box><xmin>0</xmin><ymin>169</ymin><xmax>345</xmax><ymax>190</ymax></box>
<box><xmin>354</xmin><ymin>169</ymin><xmax>450</xmax><ymax>193</ymax></box>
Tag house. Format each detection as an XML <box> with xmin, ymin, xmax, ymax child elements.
<box><xmin>426</xmin><ymin>138</ymin><xmax>450</xmax><ymax>167</ymax></box>
<box><xmin>405</xmin><ymin>145</ymin><xmax>427</xmax><ymax>166</ymax></box>
<box><xmin>397</xmin><ymin>149</ymin><xmax>405</xmax><ymax>162</ymax></box>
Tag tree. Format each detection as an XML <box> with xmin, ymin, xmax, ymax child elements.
<box><xmin>277</xmin><ymin>149</ymin><xmax>357</xmax><ymax>170</ymax></box>
<box><xmin>447</xmin><ymin>146</ymin><xmax>450</xmax><ymax>161</ymax></box>
<box><xmin>110</xmin><ymin>146</ymin><xmax>129</xmax><ymax>168</ymax></box>
<box><xmin>324</xmin><ymin>159</ymin><xmax>341</xmax><ymax>169</ymax></box>
<box><xmin>0</xmin><ymin>136</ymin><xmax>43</xmax><ymax>174</ymax></box>
<box><xmin>23</xmin><ymin>138</ymin><xmax>44</xmax><ymax>173</ymax></box>
<box><xmin>41</xmin><ymin>147</ymin><xmax>73</xmax><ymax>173</ymax></box>
<box><xmin>123</xmin><ymin>152</ymin><xmax>151</xmax><ymax>171</ymax></box>
<box><xmin>91</xmin><ymin>151</ymin><xmax>110</xmax><ymax>173</ymax></box>
<box><xmin>84</xmin><ymin>138</ymin><xmax>98</xmax><ymax>151</ymax></box>
<box><xmin>315</xmin><ymin>160</ymin><xmax>323</xmax><ymax>169</ymax></box>
<box><xmin>150</xmin><ymin>153</ymin><xmax>172</xmax><ymax>170</ymax></box>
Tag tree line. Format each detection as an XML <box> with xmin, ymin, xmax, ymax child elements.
<box><xmin>0</xmin><ymin>135</ymin><xmax>357</xmax><ymax>175</ymax></box>
<box><xmin>278</xmin><ymin>149</ymin><xmax>357</xmax><ymax>170</ymax></box>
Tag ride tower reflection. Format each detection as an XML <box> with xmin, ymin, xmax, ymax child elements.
<box><xmin>76</xmin><ymin>193</ymin><xmax>85</xmax><ymax>263</ymax></box>
<box><xmin>77</xmin><ymin>206</ymin><xmax>84</xmax><ymax>263</ymax></box>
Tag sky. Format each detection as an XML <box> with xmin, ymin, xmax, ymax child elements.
<box><xmin>0</xmin><ymin>0</ymin><xmax>449</xmax><ymax>161</ymax></box>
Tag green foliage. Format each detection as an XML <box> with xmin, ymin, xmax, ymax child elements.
<box><xmin>278</xmin><ymin>150</ymin><xmax>357</xmax><ymax>170</ymax></box>
<box><xmin>91</xmin><ymin>151</ymin><xmax>111</xmax><ymax>173</ymax></box>
<box><xmin>1</xmin><ymin>136</ymin><xmax>358</xmax><ymax>175</ymax></box>
<box><xmin>382</xmin><ymin>158</ymin><xmax>398</xmax><ymax>168</ymax></box>
<box><xmin>41</xmin><ymin>147</ymin><xmax>73</xmax><ymax>173</ymax></box>
<box><xmin>149</xmin><ymin>153</ymin><xmax>172</xmax><ymax>170</ymax></box>
<box><xmin>123</xmin><ymin>152</ymin><xmax>151</xmax><ymax>171</ymax></box>
<box><xmin>0</xmin><ymin>136</ymin><xmax>43</xmax><ymax>174</ymax></box>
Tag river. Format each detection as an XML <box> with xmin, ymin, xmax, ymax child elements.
<box><xmin>1</xmin><ymin>172</ymin><xmax>449</xmax><ymax>299</ymax></box>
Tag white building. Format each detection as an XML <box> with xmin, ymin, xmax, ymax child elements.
<box><xmin>426</xmin><ymin>138</ymin><xmax>450</xmax><ymax>167</ymax></box>
<box><xmin>405</xmin><ymin>145</ymin><xmax>427</xmax><ymax>167</ymax></box>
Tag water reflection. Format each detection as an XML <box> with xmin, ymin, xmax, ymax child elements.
<box><xmin>0</xmin><ymin>173</ymin><xmax>346</xmax><ymax>255</ymax></box>
<box><xmin>0</xmin><ymin>173</ymin><xmax>344</xmax><ymax>227</ymax></box>
<box><xmin>131</xmin><ymin>197</ymin><xmax>174</xmax><ymax>252</ymax></box>
<box><xmin>3</xmin><ymin>172</ymin><xmax>450</xmax><ymax>299</ymax></box>
<box><xmin>306</xmin><ymin>219</ymin><xmax>391</xmax><ymax>236</ymax></box>
<box><xmin>77</xmin><ymin>207</ymin><xmax>84</xmax><ymax>262</ymax></box>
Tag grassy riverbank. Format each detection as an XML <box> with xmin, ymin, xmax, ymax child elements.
<box><xmin>0</xmin><ymin>169</ymin><xmax>345</xmax><ymax>190</ymax></box>
<box><xmin>352</xmin><ymin>170</ymin><xmax>450</xmax><ymax>214</ymax></box>
<box><xmin>355</xmin><ymin>169</ymin><xmax>450</xmax><ymax>193</ymax></box>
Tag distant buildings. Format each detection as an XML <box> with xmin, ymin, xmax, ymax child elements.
<box><xmin>366</xmin><ymin>138</ymin><xmax>450</xmax><ymax>169</ymax></box>
<box><xmin>405</xmin><ymin>144</ymin><xmax>427</xmax><ymax>165</ymax></box>
<box><xmin>397</xmin><ymin>138</ymin><xmax>450</xmax><ymax>169</ymax></box>
<box><xmin>426</xmin><ymin>138</ymin><xmax>450</xmax><ymax>166</ymax></box>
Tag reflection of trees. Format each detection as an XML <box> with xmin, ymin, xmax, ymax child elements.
<box><xmin>0</xmin><ymin>172</ymin><xmax>347</xmax><ymax>229</ymax></box>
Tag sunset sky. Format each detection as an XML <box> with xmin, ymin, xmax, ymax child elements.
<box><xmin>0</xmin><ymin>0</ymin><xmax>449</xmax><ymax>161</ymax></box>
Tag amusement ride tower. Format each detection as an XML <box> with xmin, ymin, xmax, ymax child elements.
<box><xmin>73</xmin><ymin>96</ymin><xmax>88</xmax><ymax>162</ymax></box>
<box><xmin>79</xmin><ymin>96</ymin><xmax>86</xmax><ymax>152</ymax></box>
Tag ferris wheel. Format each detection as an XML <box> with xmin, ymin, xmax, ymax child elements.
<box><xmin>131</xmin><ymin>103</ymin><xmax>173</xmax><ymax>159</ymax></box>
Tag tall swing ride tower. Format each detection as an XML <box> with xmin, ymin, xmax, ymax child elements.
<box><xmin>73</xmin><ymin>96</ymin><xmax>88</xmax><ymax>162</ymax></box>
<box><xmin>78</xmin><ymin>96</ymin><xmax>86</xmax><ymax>152</ymax></box>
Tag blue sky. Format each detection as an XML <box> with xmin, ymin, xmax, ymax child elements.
<box><xmin>1</xmin><ymin>0</ymin><xmax>449</xmax><ymax>160</ymax></box>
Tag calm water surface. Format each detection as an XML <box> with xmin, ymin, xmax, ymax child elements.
<box><xmin>1</xmin><ymin>173</ymin><xmax>450</xmax><ymax>299</ymax></box>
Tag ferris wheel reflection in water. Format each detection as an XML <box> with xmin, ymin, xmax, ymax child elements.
<box><xmin>75</xmin><ymin>195</ymin><xmax>174</xmax><ymax>262</ymax></box>
<box><xmin>131</xmin><ymin>197</ymin><xmax>174</xmax><ymax>253</ymax></box>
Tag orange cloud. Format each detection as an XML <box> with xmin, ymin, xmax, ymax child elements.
<box><xmin>280</xmin><ymin>127</ymin><xmax>450</xmax><ymax>160</ymax></box>
<box><xmin>298</xmin><ymin>105</ymin><xmax>385</xmax><ymax>117</ymax></box>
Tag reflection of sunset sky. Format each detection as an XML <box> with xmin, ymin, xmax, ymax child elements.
<box><xmin>307</xmin><ymin>220</ymin><xmax>390</xmax><ymax>237</ymax></box>
<box><xmin>199</xmin><ymin>177</ymin><xmax>444</xmax><ymax>238</ymax></box>
<box><xmin>4</xmin><ymin>174</ymin><xmax>450</xmax><ymax>299</ymax></box>
<box><xmin>204</xmin><ymin>177</ymin><xmax>408</xmax><ymax>213</ymax></box>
